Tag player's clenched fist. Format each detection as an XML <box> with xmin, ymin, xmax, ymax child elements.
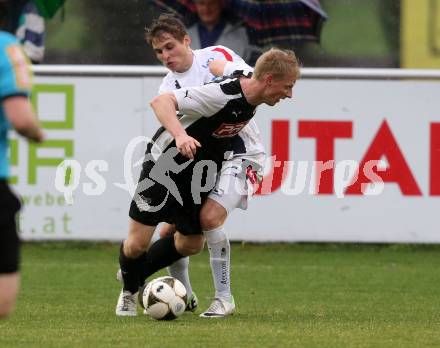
<box><xmin>175</xmin><ymin>133</ymin><xmax>201</xmax><ymax>159</ymax></box>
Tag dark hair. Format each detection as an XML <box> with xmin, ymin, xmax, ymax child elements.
<box><xmin>0</xmin><ymin>0</ymin><xmax>10</xmax><ymax>30</ymax></box>
<box><xmin>145</xmin><ymin>13</ymin><xmax>187</xmax><ymax>45</ymax></box>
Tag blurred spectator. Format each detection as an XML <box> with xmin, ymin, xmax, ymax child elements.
<box><xmin>15</xmin><ymin>1</ymin><xmax>45</xmax><ymax>63</ymax></box>
<box><xmin>187</xmin><ymin>0</ymin><xmax>261</xmax><ymax>64</ymax></box>
<box><xmin>5</xmin><ymin>0</ymin><xmax>45</xmax><ymax>63</ymax></box>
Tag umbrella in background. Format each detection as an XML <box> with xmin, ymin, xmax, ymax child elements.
<box><xmin>32</xmin><ymin>0</ymin><xmax>65</xmax><ymax>19</ymax></box>
<box><xmin>149</xmin><ymin>0</ymin><xmax>327</xmax><ymax>47</ymax></box>
<box><xmin>229</xmin><ymin>0</ymin><xmax>327</xmax><ymax>47</ymax></box>
<box><xmin>151</xmin><ymin>0</ymin><xmax>199</xmax><ymax>24</ymax></box>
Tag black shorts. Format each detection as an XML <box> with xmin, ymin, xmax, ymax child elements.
<box><xmin>0</xmin><ymin>180</ymin><xmax>21</xmax><ymax>273</ymax></box>
<box><xmin>129</xmin><ymin>145</ymin><xmax>220</xmax><ymax>235</ymax></box>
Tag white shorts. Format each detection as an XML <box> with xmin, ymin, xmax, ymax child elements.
<box><xmin>207</xmin><ymin>155</ymin><xmax>264</xmax><ymax>213</ymax></box>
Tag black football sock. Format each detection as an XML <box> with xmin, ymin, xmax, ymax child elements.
<box><xmin>139</xmin><ymin>234</ymin><xmax>184</xmax><ymax>282</ymax></box>
<box><xmin>119</xmin><ymin>242</ymin><xmax>145</xmax><ymax>294</ymax></box>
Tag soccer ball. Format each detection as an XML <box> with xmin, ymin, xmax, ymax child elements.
<box><xmin>140</xmin><ymin>276</ymin><xmax>187</xmax><ymax>320</ymax></box>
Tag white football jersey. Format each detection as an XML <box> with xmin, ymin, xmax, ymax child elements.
<box><xmin>158</xmin><ymin>45</ymin><xmax>266</xmax><ymax>166</ymax></box>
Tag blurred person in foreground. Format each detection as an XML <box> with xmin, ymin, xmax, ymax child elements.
<box><xmin>116</xmin><ymin>13</ymin><xmax>265</xmax><ymax>318</ymax></box>
<box><xmin>116</xmin><ymin>45</ymin><xmax>299</xmax><ymax>318</ymax></box>
<box><xmin>0</xmin><ymin>0</ymin><xmax>44</xmax><ymax>318</ymax></box>
<box><xmin>187</xmin><ymin>0</ymin><xmax>261</xmax><ymax>64</ymax></box>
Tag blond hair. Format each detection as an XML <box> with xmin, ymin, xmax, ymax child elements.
<box><xmin>253</xmin><ymin>48</ymin><xmax>300</xmax><ymax>81</ymax></box>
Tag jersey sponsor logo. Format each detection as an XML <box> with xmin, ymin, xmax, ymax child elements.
<box><xmin>6</xmin><ymin>45</ymin><xmax>32</xmax><ymax>90</ymax></box>
<box><xmin>212</xmin><ymin>121</ymin><xmax>249</xmax><ymax>138</ymax></box>
<box><xmin>174</xmin><ymin>80</ymin><xmax>181</xmax><ymax>89</ymax></box>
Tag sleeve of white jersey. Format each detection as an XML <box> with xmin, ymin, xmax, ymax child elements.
<box><xmin>158</xmin><ymin>75</ymin><xmax>175</xmax><ymax>94</ymax></box>
<box><xmin>173</xmin><ymin>83</ymin><xmax>237</xmax><ymax>118</ymax></box>
<box><xmin>223</xmin><ymin>61</ymin><xmax>254</xmax><ymax>77</ymax></box>
<box><xmin>209</xmin><ymin>45</ymin><xmax>244</xmax><ymax>64</ymax></box>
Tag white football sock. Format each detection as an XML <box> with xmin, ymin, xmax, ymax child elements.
<box><xmin>204</xmin><ymin>225</ymin><xmax>231</xmax><ymax>301</ymax></box>
<box><xmin>167</xmin><ymin>257</ymin><xmax>193</xmax><ymax>298</ymax></box>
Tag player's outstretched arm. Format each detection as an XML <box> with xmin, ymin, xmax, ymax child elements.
<box><xmin>150</xmin><ymin>93</ymin><xmax>201</xmax><ymax>159</ymax></box>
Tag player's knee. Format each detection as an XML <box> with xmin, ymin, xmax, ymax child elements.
<box><xmin>175</xmin><ymin>234</ymin><xmax>204</xmax><ymax>256</ymax></box>
<box><xmin>159</xmin><ymin>223</ymin><xmax>176</xmax><ymax>239</ymax></box>
<box><xmin>123</xmin><ymin>238</ymin><xmax>148</xmax><ymax>258</ymax></box>
<box><xmin>200</xmin><ymin>203</ymin><xmax>227</xmax><ymax>231</ymax></box>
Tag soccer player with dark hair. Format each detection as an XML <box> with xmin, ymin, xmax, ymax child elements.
<box><xmin>144</xmin><ymin>13</ymin><xmax>265</xmax><ymax>317</ymax></box>
<box><xmin>117</xmin><ymin>13</ymin><xmax>267</xmax><ymax>317</ymax></box>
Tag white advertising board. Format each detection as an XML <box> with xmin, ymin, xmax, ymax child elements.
<box><xmin>13</xmin><ymin>67</ymin><xmax>440</xmax><ymax>242</ymax></box>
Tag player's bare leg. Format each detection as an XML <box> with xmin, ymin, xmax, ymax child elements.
<box><xmin>199</xmin><ymin>198</ymin><xmax>235</xmax><ymax>318</ymax></box>
<box><xmin>0</xmin><ymin>273</ymin><xmax>20</xmax><ymax>318</ymax></box>
<box><xmin>160</xmin><ymin>223</ymin><xmax>198</xmax><ymax>311</ymax></box>
<box><xmin>116</xmin><ymin>218</ymin><xmax>156</xmax><ymax>316</ymax></box>
<box><xmin>174</xmin><ymin>232</ymin><xmax>205</xmax><ymax>256</ymax></box>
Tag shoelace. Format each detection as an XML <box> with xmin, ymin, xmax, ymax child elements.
<box><xmin>206</xmin><ymin>298</ymin><xmax>224</xmax><ymax>313</ymax></box>
<box><xmin>122</xmin><ymin>294</ymin><xmax>135</xmax><ymax>310</ymax></box>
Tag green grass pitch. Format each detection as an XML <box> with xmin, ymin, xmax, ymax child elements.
<box><xmin>1</xmin><ymin>242</ymin><xmax>440</xmax><ymax>347</ymax></box>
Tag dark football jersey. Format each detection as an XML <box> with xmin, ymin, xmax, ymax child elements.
<box><xmin>151</xmin><ymin>73</ymin><xmax>256</xmax><ymax>164</ymax></box>
<box><xmin>130</xmin><ymin>73</ymin><xmax>258</xmax><ymax>235</ymax></box>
